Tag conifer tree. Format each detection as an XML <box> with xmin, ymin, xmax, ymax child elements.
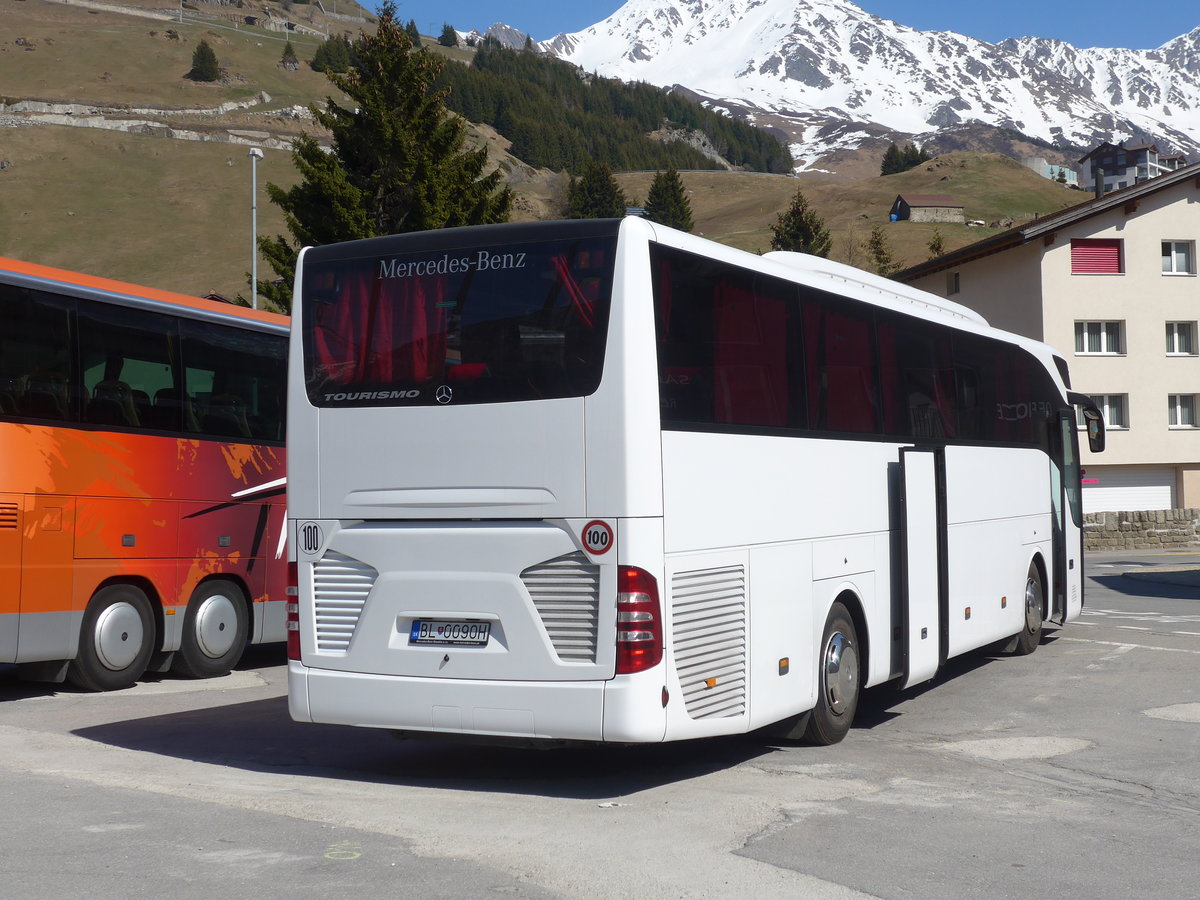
<box><xmin>927</xmin><ymin>227</ymin><xmax>946</xmax><ymax>259</ymax></box>
<box><xmin>189</xmin><ymin>39</ymin><xmax>220</xmax><ymax>82</ymax></box>
<box><xmin>258</xmin><ymin>2</ymin><xmax>512</xmax><ymax>311</ymax></box>
<box><xmin>438</xmin><ymin>24</ymin><xmax>458</xmax><ymax>47</ymax></box>
<box><xmin>769</xmin><ymin>188</ymin><xmax>831</xmax><ymax>258</ymax></box>
<box><xmin>880</xmin><ymin>142</ymin><xmax>903</xmax><ymax>176</ymax></box>
<box><xmin>281</xmin><ymin>40</ymin><xmax>299</xmax><ymax>69</ymax></box>
<box><xmin>566</xmin><ymin>160</ymin><xmax>627</xmax><ymax>219</ymax></box>
<box><xmin>644</xmin><ymin>167</ymin><xmax>693</xmax><ymax>232</ymax></box>
<box><xmin>405</xmin><ymin>19</ymin><xmax>421</xmax><ymax>43</ymax></box>
<box><xmin>867</xmin><ymin>226</ymin><xmax>898</xmax><ymax>277</ymax></box>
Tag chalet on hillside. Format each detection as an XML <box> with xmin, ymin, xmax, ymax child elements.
<box><xmin>889</xmin><ymin>194</ymin><xmax>965</xmax><ymax>224</ymax></box>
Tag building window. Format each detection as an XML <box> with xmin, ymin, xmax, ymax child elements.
<box><xmin>1166</xmin><ymin>322</ymin><xmax>1197</xmax><ymax>355</ymax></box>
<box><xmin>946</xmin><ymin>271</ymin><xmax>960</xmax><ymax>295</ymax></box>
<box><xmin>1084</xmin><ymin>394</ymin><xmax>1128</xmax><ymax>429</ymax></box>
<box><xmin>1071</xmin><ymin>239</ymin><xmax>1123</xmax><ymax>274</ymax></box>
<box><xmin>1074</xmin><ymin>321</ymin><xmax>1124</xmax><ymax>355</ymax></box>
<box><xmin>1169</xmin><ymin>394</ymin><xmax>1197</xmax><ymax>428</ymax></box>
<box><xmin>1162</xmin><ymin>241</ymin><xmax>1196</xmax><ymax>275</ymax></box>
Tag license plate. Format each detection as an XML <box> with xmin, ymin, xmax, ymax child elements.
<box><xmin>409</xmin><ymin>619</ymin><xmax>491</xmax><ymax>646</ymax></box>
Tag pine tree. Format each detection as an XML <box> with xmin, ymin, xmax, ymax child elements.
<box><xmin>438</xmin><ymin>24</ymin><xmax>458</xmax><ymax>47</ymax></box>
<box><xmin>281</xmin><ymin>40</ymin><xmax>299</xmax><ymax>69</ymax></box>
<box><xmin>769</xmin><ymin>188</ymin><xmax>831</xmax><ymax>258</ymax></box>
<box><xmin>881</xmin><ymin>142</ymin><xmax>903</xmax><ymax>176</ymax></box>
<box><xmin>644</xmin><ymin>167</ymin><xmax>693</xmax><ymax>232</ymax></box>
<box><xmin>258</xmin><ymin>2</ymin><xmax>512</xmax><ymax>311</ymax></box>
<box><xmin>927</xmin><ymin>227</ymin><xmax>946</xmax><ymax>259</ymax></box>
<box><xmin>188</xmin><ymin>39</ymin><xmax>220</xmax><ymax>82</ymax></box>
<box><xmin>405</xmin><ymin>19</ymin><xmax>421</xmax><ymax>43</ymax></box>
<box><xmin>311</xmin><ymin>35</ymin><xmax>353</xmax><ymax>73</ymax></box>
<box><xmin>867</xmin><ymin>226</ymin><xmax>898</xmax><ymax>277</ymax></box>
<box><xmin>566</xmin><ymin>160</ymin><xmax>627</xmax><ymax>219</ymax></box>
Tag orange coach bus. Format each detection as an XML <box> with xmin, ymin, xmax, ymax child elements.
<box><xmin>0</xmin><ymin>257</ymin><xmax>288</xmax><ymax>691</ymax></box>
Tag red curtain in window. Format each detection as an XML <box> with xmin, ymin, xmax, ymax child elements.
<box><xmin>1071</xmin><ymin>239</ymin><xmax>1122</xmax><ymax>274</ymax></box>
<box><xmin>712</xmin><ymin>280</ymin><xmax>788</xmax><ymax>426</ymax></box>
<box><xmin>313</xmin><ymin>266</ymin><xmax>447</xmax><ymax>385</ymax></box>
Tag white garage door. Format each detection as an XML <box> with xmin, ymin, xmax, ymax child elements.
<box><xmin>1081</xmin><ymin>466</ymin><xmax>1175</xmax><ymax>513</ymax></box>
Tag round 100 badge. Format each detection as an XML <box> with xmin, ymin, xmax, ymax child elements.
<box><xmin>582</xmin><ymin>520</ymin><xmax>613</xmax><ymax>555</ymax></box>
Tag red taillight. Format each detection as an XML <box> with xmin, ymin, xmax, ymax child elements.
<box><xmin>615</xmin><ymin>566</ymin><xmax>662</xmax><ymax>674</ymax></box>
<box><xmin>286</xmin><ymin>561</ymin><xmax>300</xmax><ymax>661</ymax></box>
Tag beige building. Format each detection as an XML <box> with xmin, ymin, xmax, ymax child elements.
<box><xmin>896</xmin><ymin>162</ymin><xmax>1200</xmax><ymax>513</ymax></box>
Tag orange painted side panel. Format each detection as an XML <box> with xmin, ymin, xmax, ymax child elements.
<box><xmin>2</xmin><ymin>421</ymin><xmax>285</xmax><ymax>619</ymax></box>
<box><xmin>75</xmin><ymin>498</ymin><xmax>179</xmax><ymax>559</ymax></box>
<box><xmin>21</xmin><ymin>495</ymin><xmax>76</xmax><ymax>615</ymax></box>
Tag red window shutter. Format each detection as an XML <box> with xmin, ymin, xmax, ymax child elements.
<box><xmin>1071</xmin><ymin>239</ymin><xmax>1123</xmax><ymax>274</ymax></box>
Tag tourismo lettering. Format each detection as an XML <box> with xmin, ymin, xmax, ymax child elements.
<box><xmin>323</xmin><ymin>390</ymin><xmax>420</xmax><ymax>402</ymax></box>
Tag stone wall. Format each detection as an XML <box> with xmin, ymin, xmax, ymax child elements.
<box><xmin>1084</xmin><ymin>508</ymin><xmax>1200</xmax><ymax>551</ymax></box>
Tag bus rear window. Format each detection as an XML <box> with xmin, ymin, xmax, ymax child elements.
<box><xmin>302</xmin><ymin>236</ymin><xmax>616</xmax><ymax>407</ymax></box>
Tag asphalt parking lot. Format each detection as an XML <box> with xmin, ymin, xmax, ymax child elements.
<box><xmin>2</xmin><ymin>549</ymin><xmax>1198</xmax><ymax>899</ymax></box>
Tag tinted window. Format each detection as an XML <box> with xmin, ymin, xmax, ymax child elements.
<box><xmin>651</xmin><ymin>243</ymin><xmax>1060</xmax><ymax>448</ymax></box>
<box><xmin>654</xmin><ymin>245</ymin><xmax>801</xmax><ymax>428</ymax></box>
<box><xmin>79</xmin><ymin>301</ymin><xmax>176</xmax><ymax>431</ymax></box>
<box><xmin>181</xmin><ymin>320</ymin><xmax>286</xmax><ymax>442</ymax></box>
<box><xmin>302</xmin><ymin>236</ymin><xmax>616</xmax><ymax>407</ymax></box>
<box><xmin>0</xmin><ymin>285</ymin><xmax>77</xmax><ymax>422</ymax></box>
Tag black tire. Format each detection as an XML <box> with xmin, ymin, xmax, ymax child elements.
<box><xmin>1009</xmin><ymin>562</ymin><xmax>1044</xmax><ymax>656</ymax></box>
<box><xmin>172</xmin><ymin>579</ymin><xmax>249</xmax><ymax>678</ymax></box>
<box><xmin>67</xmin><ymin>584</ymin><xmax>155</xmax><ymax>692</ymax></box>
<box><xmin>804</xmin><ymin>601</ymin><xmax>861</xmax><ymax>746</ymax></box>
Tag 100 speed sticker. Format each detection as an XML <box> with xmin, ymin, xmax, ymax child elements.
<box><xmin>582</xmin><ymin>520</ymin><xmax>613</xmax><ymax>555</ymax></box>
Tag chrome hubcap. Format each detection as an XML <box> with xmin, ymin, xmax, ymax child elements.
<box><xmin>93</xmin><ymin>602</ymin><xmax>146</xmax><ymax>671</ymax></box>
<box><xmin>1024</xmin><ymin>574</ymin><xmax>1043</xmax><ymax>633</ymax></box>
<box><xmin>823</xmin><ymin>632</ymin><xmax>858</xmax><ymax>716</ymax></box>
<box><xmin>194</xmin><ymin>592</ymin><xmax>238</xmax><ymax>659</ymax></box>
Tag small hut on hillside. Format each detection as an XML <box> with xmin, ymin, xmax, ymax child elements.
<box><xmin>890</xmin><ymin>194</ymin><xmax>966</xmax><ymax>224</ymax></box>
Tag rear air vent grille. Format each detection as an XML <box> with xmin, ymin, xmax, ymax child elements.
<box><xmin>312</xmin><ymin>550</ymin><xmax>377</xmax><ymax>653</ymax></box>
<box><xmin>671</xmin><ymin>565</ymin><xmax>747</xmax><ymax>720</ymax></box>
<box><xmin>0</xmin><ymin>503</ymin><xmax>16</xmax><ymax>530</ymax></box>
<box><xmin>522</xmin><ymin>552</ymin><xmax>601</xmax><ymax>663</ymax></box>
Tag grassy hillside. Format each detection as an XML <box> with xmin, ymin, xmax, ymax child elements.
<box><xmin>1</xmin><ymin>0</ymin><xmax>1085</xmax><ymax>300</ymax></box>
<box><xmin>617</xmin><ymin>153</ymin><xmax>1082</xmax><ymax>267</ymax></box>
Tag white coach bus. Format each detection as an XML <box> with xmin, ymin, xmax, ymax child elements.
<box><xmin>285</xmin><ymin>218</ymin><xmax>1105</xmax><ymax>745</ymax></box>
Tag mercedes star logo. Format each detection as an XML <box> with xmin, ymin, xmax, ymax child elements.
<box><xmin>435</xmin><ymin>385</ymin><xmax>453</xmax><ymax>404</ymax></box>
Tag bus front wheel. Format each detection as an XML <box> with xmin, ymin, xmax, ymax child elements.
<box><xmin>804</xmin><ymin>601</ymin><xmax>860</xmax><ymax>746</ymax></box>
<box><xmin>172</xmin><ymin>579</ymin><xmax>249</xmax><ymax>679</ymax></box>
<box><xmin>68</xmin><ymin>584</ymin><xmax>155</xmax><ymax>692</ymax></box>
<box><xmin>1008</xmin><ymin>562</ymin><xmax>1044</xmax><ymax>656</ymax></box>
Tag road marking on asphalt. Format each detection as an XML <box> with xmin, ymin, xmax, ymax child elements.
<box><xmin>1063</xmin><ymin>636</ymin><xmax>1200</xmax><ymax>655</ymax></box>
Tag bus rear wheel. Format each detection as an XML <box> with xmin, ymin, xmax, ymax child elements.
<box><xmin>1008</xmin><ymin>562</ymin><xmax>1044</xmax><ymax>656</ymax></box>
<box><xmin>68</xmin><ymin>584</ymin><xmax>155</xmax><ymax>692</ymax></box>
<box><xmin>172</xmin><ymin>579</ymin><xmax>249</xmax><ymax>679</ymax></box>
<box><xmin>804</xmin><ymin>601</ymin><xmax>860</xmax><ymax>746</ymax></box>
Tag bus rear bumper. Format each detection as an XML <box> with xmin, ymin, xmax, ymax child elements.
<box><xmin>289</xmin><ymin>661</ymin><xmax>619</xmax><ymax>742</ymax></box>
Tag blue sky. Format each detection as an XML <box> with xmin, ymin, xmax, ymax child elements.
<box><xmin>388</xmin><ymin>0</ymin><xmax>1196</xmax><ymax>49</ymax></box>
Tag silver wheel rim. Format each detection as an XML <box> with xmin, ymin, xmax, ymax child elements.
<box><xmin>822</xmin><ymin>631</ymin><xmax>858</xmax><ymax>717</ymax></box>
<box><xmin>93</xmin><ymin>601</ymin><xmax>146</xmax><ymax>671</ymax></box>
<box><xmin>1024</xmin><ymin>573</ymin><xmax>1043</xmax><ymax>634</ymax></box>
<box><xmin>194</xmin><ymin>591</ymin><xmax>239</xmax><ymax>659</ymax></box>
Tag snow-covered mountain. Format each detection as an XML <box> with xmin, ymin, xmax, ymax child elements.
<box><xmin>536</xmin><ymin>0</ymin><xmax>1200</xmax><ymax>172</ymax></box>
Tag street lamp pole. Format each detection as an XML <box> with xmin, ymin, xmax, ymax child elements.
<box><xmin>248</xmin><ymin>147</ymin><xmax>263</xmax><ymax>310</ymax></box>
